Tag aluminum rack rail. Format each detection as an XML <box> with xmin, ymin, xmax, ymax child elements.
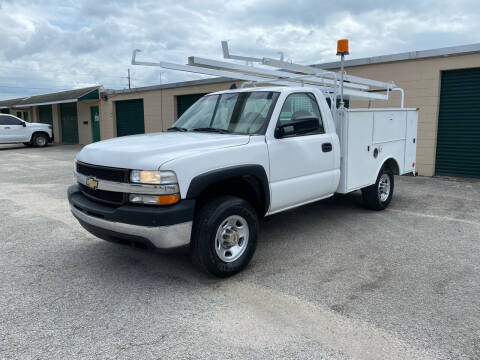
<box><xmin>131</xmin><ymin>41</ymin><xmax>405</xmax><ymax>108</ymax></box>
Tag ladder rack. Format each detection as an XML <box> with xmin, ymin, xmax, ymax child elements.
<box><xmin>131</xmin><ymin>41</ymin><xmax>405</xmax><ymax>108</ymax></box>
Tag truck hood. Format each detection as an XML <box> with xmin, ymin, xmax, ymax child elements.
<box><xmin>76</xmin><ymin>132</ymin><xmax>251</xmax><ymax>169</ymax></box>
<box><xmin>28</xmin><ymin>122</ymin><xmax>50</xmax><ymax>128</ymax></box>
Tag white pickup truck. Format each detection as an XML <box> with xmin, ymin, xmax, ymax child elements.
<box><xmin>68</xmin><ymin>86</ymin><xmax>417</xmax><ymax>277</ymax></box>
<box><xmin>0</xmin><ymin>114</ymin><xmax>53</xmax><ymax>147</ymax></box>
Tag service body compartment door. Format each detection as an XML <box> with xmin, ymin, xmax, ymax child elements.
<box><xmin>404</xmin><ymin>110</ymin><xmax>418</xmax><ymax>173</ymax></box>
<box><xmin>373</xmin><ymin>111</ymin><xmax>406</xmax><ymax>143</ymax></box>
<box><xmin>345</xmin><ymin>111</ymin><xmax>376</xmax><ymax>191</ymax></box>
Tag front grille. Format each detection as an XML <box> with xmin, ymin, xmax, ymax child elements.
<box><xmin>76</xmin><ymin>161</ymin><xmax>129</xmax><ymax>182</ymax></box>
<box><xmin>79</xmin><ymin>183</ymin><xmax>126</xmax><ymax>205</ymax></box>
<box><xmin>76</xmin><ymin>162</ymin><xmax>129</xmax><ymax>205</ymax></box>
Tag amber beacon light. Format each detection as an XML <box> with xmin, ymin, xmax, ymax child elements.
<box><xmin>337</xmin><ymin>39</ymin><xmax>349</xmax><ymax>55</ymax></box>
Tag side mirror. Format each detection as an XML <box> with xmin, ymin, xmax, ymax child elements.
<box><xmin>22</xmin><ymin>122</ymin><xmax>26</xmax><ymax>127</ymax></box>
<box><xmin>275</xmin><ymin>117</ymin><xmax>320</xmax><ymax>138</ymax></box>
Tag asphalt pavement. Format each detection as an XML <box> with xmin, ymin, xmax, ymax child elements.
<box><xmin>1</xmin><ymin>144</ymin><xmax>479</xmax><ymax>359</ymax></box>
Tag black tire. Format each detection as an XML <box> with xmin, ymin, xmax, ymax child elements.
<box><xmin>362</xmin><ymin>166</ymin><xmax>394</xmax><ymax>210</ymax></box>
<box><xmin>190</xmin><ymin>196</ymin><xmax>259</xmax><ymax>277</ymax></box>
<box><xmin>32</xmin><ymin>133</ymin><xmax>48</xmax><ymax>147</ymax></box>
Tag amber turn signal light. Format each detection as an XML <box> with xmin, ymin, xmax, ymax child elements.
<box><xmin>156</xmin><ymin>194</ymin><xmax>180</xmax><ymax>205</ymax></box>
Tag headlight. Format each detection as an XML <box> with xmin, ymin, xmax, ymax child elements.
<box><xmin>129</xmin><ymin>170</ymin><xmax>180</xmax><ymax>205</ymax></box>
<box><xmin>130</xmin><ymin>170</ymin><xmax>177</xmax><ymax>185</ymax></box>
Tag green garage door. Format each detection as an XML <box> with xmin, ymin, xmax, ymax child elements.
<box><xmin>116</xmin><ymin>99</ymin><xmax>145</xmax><ymax>137</ymax></box>
<box><xmin>38</xmin><ymin>105</ymin><xmax>53</xmax><ymax>126</ymax></box>
<box><xmin>177</xmin><ymin>93</ymin><xmax>206</xmax><ymax>118</ymax></box>
<box><xmin>60</xmin><ymin>102</ymin><xmax>78</xmax><ymax>144</ymax></box>
<box><xmin>435</xmin><ymin>68</ymin><xmax>480</xmax><ymax>178</ymax></box>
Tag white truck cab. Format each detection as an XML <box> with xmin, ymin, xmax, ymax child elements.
<box><xmin>69</xmin><ymin>85</ymin><xmax>417</xmax><ymax>277</ymax></box>
<box><xmin>0</xmin><ymin>114</ymin><xmax>53</xmax><ymax>147</ymax></box>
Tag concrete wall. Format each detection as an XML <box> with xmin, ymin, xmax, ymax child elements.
<box><xmin>7</xmin><ymin>102</ymin><xmax>95</xmax><ymax>144</ymax></box>
<box><xmin>32</xmin><ymin>107</ymin><xmax>39</xmax><ymax>123</ymax></box>
<box><xmin>5</xmin><ymin>108</ymin><xmax>33</xmax><ymax>122</ymax></box>
<box><xmin>76</xmin><ymin>101</ymin><xmax>100</xmax><ymax>145</ymax></box>
<box><xmin>342</xmin><ymin>53</ymin><xmax>480</xmax><ymax>176</ymax></box>
<box><xmin>99</xmin><ymin>90</ymin><xmax>163</xmax><ymax>139</ymax></box>
<box><xmin>52</xmin><ymin>104</ymin><xmax>60</xmax><ymax>143</ymax></box>
<box><xmin>99</xmin><ymin>81</ymin><xmax>241</xmax><ymax>140</ymax></box>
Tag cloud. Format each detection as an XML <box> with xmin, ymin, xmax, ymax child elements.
<box><xmin>0</xmin><ymin>0</ymin><xmax>479</xmax><ymax>99</ymax></box>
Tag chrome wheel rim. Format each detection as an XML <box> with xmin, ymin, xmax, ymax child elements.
<box><xmin>215</xmin><ymin>215</ymin><xmax>249</xmax><ymax>263</ymax></box>
<box><xmin>378</xmin><ymin>174</ymin><xmax>391</xmax><ymax>202</ymax></box>
<box><xmin>36</xmin><ymin>137</ymin><xmax>46</xmax><ymax>146</ymax></box>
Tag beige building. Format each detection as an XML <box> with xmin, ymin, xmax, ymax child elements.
<box><xmin>99</xmin><ymin>78</ymin><xmax>243</xmax><ymax>139</ymax></box>
<box><xmin>0</xmin><ymin>86</ymin><xmax>101</xmax><ymax>145</ymax></box>
<box><xmin>99</xmin><ymin>43</ymin><xmax>480</xmax><ymax>178</ymax></box>
<box><xmin>2</xmin><ymin>43</ymin><xmax>479</xmax><ymax>178</ymax></box>
<box><xmin>318</xmin><ymin>44</ymin><xmax>480</xmax><ymax>178</ymax></box>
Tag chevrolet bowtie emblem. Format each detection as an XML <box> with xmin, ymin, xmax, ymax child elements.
<box><xmin>86</xmin><ymin>177</ymin><xmax>99</xmax><ymax>190</ymax></box>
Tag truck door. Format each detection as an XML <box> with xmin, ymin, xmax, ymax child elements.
<box><xmin>266</xmin><ymin>92</ymin><xmax>337</xmax><ymax>213</ymax></box>
<box><xmin>0</xmin><ymin>115</ymin><xmax>8</xmax><ymax>142</ymax></box>
<box><xmin>0</xmin><ymin>115</ymin><xmax>26</xmax><ymax>142</ymax></box>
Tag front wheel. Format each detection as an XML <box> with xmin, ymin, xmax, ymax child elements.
<box><xmin>32</xmin><ymin>133</ymin><xmax>48</xmax><ymax>147</ymax></box>
<box><xmin>191</xmin><ymin>196</ymin><xmax>258</xmax><ymax>277</ymax></box>
<box><xmin>362</xmin><ymin>167</ymin><xmax>394</xmax><ymax>210</ymax></box>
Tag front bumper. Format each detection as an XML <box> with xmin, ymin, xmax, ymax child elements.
<box><xmin>68</xmin><ymin>184</ymin><xmax>194</xmax><ymax>249</ymax></box>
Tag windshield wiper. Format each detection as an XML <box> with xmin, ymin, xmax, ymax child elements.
<box><xmin>167</xmin><ymin>126</ymin><xmax>189</xmax><ymax>132</ymax></box>
<box><xmin>192</xmin><ymin>127</ymin><xmax>232</xmax><ymax>134</ymax></box>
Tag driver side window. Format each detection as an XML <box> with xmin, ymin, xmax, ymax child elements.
<box><xmin>0</xmin><ymin>115</ymin><xmax>23</xmax><ymax>126</ymax></box>
<box><xmin>278</xmin><ymin>93</ymin><xmax>324</xmax><ymax>134</ymax></box>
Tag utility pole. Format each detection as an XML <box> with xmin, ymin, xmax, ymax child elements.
<box><xmin>127</xmin><ymin>68</ymin><xmax>131</xmax><ymax>89</ymax></box>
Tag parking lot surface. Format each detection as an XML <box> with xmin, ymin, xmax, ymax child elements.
<box><xmin>1</xmin><ymin>144</ymin><xmax>480</xmax><ymax>359</ymax></box>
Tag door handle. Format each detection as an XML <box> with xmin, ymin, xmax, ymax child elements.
<box><xmin>4</xmin><ymin>127</ymin><xmax>10</xmax><ymax>129</ymax></box>
<box><xmin>322</xmin><ymin>143</ymin><xmax>332</xmax><ymax>152</ymax></box>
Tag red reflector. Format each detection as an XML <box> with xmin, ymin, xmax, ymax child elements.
<box><xmin>412</xmin><ymin>162</ymin><xmax>415</xmax><ymax>167</ymax></box>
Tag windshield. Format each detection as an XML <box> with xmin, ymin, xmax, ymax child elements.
<box><xmin>171</xmin><ymin>91</ymin><xmax>279</xmax><ymax>134</ymax></box>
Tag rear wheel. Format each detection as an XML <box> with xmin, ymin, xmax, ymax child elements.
<box><xmin>32</xmin><ymin>133</ymin><xmax>48</xmax><ymax>147</ymax></box>
<box><xmin>191</xmin><ymin>196</ymin><xmax>258</xmax><ymax>277</ymax></box>
<box><xmin>362</xmin><ymin>167</ymin><xmax>394</xmax><ymax>210</ymax></box>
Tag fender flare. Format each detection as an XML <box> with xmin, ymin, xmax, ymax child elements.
<box><xmin>376</xmin><ymin>157</ymin><xmax>401</xmax><ymax>177</ymax></box>
<box><xmin>186</xmin><ymin>164</ymin><xmax>270</xmax><ymax>214</ymax></box>
<box><xmin>30</xmin><ymin>131</ymin><xmax>51</xmax><ymax>142</ymax></box>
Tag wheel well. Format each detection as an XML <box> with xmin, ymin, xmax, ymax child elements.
<box><xmin>194</xmin><ymin>176</ymin><xmax>267</xmax><ymax>217</ymax></box>
<box><xmin>383</xmin><ymin>158</ymin><xmax>400</xmax><ymax>175</ymax></box>
<box><xmin>30</xmin><ymin>131</ymin><xmax>50</xmax><ymax>142</ymax></box>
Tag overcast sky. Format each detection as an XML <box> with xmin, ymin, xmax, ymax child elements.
<box><xmin>1</xmin><ymin>0</ymin><xmax>479</xmax><ymax>100</ymax></box>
